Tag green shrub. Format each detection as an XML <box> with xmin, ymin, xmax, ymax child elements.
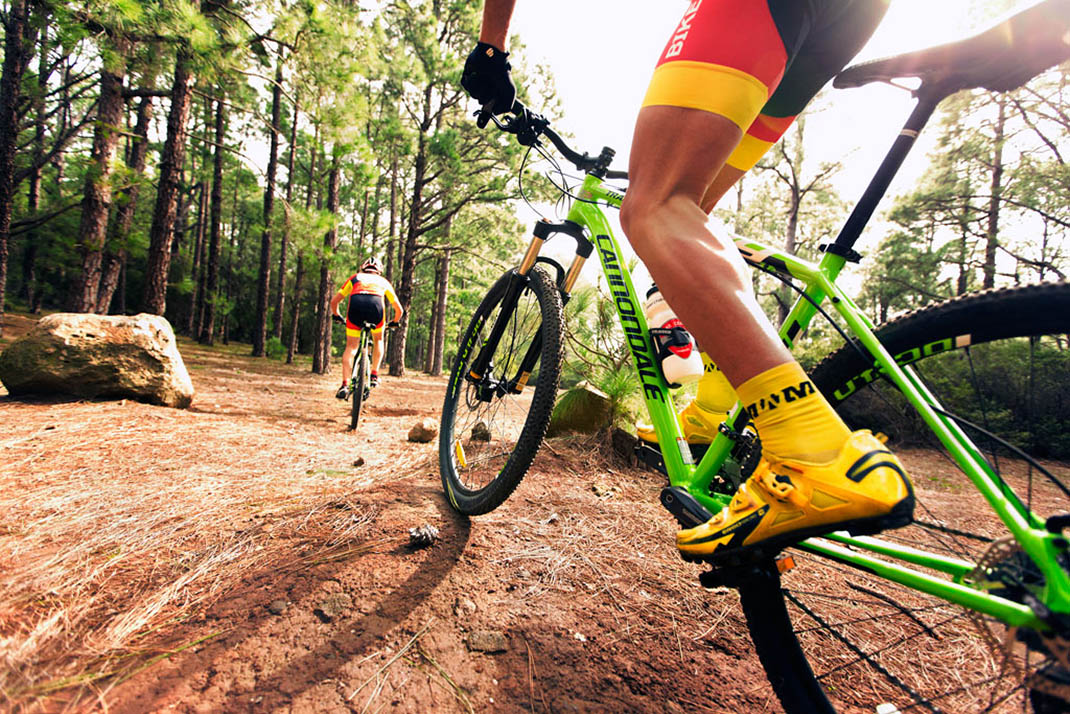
<box><xmin>266</xmin><ymin>336</ymin><xmax>286</xmax><ymax>360</ymax></box>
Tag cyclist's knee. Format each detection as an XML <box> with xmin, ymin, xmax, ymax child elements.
<box><xmin>621</xmin><ymin>193</ymin><xmax>698</xmax><ymax>259</ymax></box>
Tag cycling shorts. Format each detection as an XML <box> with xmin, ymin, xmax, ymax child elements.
<box><xmin>346</xmin><ymin>294</ymin><xmax>385</xmax><ymax>337</ymax></box>
<box><xmin>642</xmin><ymin>0</ymin><xmax>889</xmax><ymax>171</ymax></box>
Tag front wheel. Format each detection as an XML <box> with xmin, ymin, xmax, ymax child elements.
<box><xmin>439</xmin><ymin>266</ymin><xmax>564</xmax><ymax>515</ymax></box>
<box><xmin>737</xmin><ymin>283</ymin><xmax>1070</xmax><ymax>713</ymax></box>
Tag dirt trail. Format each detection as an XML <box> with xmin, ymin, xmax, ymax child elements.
<box><xmin>1</xmin><ymin>322</ymin><xmax>780</xmax><ymax>713</ymax></box>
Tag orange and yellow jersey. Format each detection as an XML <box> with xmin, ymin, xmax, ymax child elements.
<box><xmin>336</xmin><ymin>272</ymin><xmax>401</xmax><ymax>311</ymax></box>
<box><xmin>642</xmin><ymin>0</ymin><xmax>889</xmax><ymax>171</ymax></box>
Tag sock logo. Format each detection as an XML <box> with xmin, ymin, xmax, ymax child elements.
<box><xmin>745</xmin><ymin>380</ymin><xmax>816</xmax><ymax>418</ymax></box>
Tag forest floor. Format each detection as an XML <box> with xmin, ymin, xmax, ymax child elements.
<box><xmin>4</xmin><ymin>310</ymin><xmax>1069</xmax><ymax>713</ymax></box>
<box><xmin>1</xmin><ymin>311</ymin><xmax>783</xmax><ymax>713</ymax></box>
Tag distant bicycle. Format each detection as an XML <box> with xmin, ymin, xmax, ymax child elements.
<box><xmin>333</xmin><ymin>316</ymin><xmax>398</xmax><ymax>431</ymax></box>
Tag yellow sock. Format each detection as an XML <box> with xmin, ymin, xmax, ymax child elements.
<box><xmin>736</xmin><ymin>361</ymin><xmax>850</xmax><ymax>463</ymax></box>
<box><xmin>695</xmin><ymin>353</ymin><xmax>737</xmax><ymax>413</ymax></box>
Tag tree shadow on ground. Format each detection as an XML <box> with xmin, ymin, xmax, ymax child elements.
<box><xmin>110</xmin><ymin>480</ymin><xmax>470</xmax><ymax>712</ymax></box>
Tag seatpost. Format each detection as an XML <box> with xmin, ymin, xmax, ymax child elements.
<box><xmin>830</xmin><ymin>90</ymin><xmax>944</xmax><ymax>253</ymax></box>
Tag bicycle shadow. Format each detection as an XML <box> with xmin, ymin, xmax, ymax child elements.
<box><xmin>109</xmin><ymin>479</ymin><xmax>471</xmax><ymax>712</ymax></box>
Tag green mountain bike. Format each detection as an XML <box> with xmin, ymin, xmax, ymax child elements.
<box><xmin>440</xmin><ymin>2</ymin><xmax>1070</xmax><ymax>711</ymax></box>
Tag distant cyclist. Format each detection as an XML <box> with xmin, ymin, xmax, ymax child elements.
<box><xmin>329</xmin><ymin>257</ymin><xmax>404</xmax><ymax>400</ymax></box>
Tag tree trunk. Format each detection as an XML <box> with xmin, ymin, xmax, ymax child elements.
<box><xmin>97</xmin><ymin>94</ymin><xmax>154</xmax><ymax>314</ymax></box>
<box><xmin>389</xmin><ymin>93</ymin><xmax>431</xmax><ymax>377</ymax></box>
<box><xmin>777</xmin><ymin>188</ymin><xmax>800</xmax><ymax>326</ymax></box>
<box><xmin>21</xmin><ymin>17</ymin><xmax>48</xmax><ymax>313</ymax></box>
<box><xmin>189</xmin><ymin>94</ymin><xmax>214</xmax><ymax>335</ymax></box>
<box><xmin>983</xmin><ymin>96</ymin><xmax>1006</xmax><ymax>290</ymax></box>
<box><xmin>200</xmin><ymin>94</ymin><xmax>226</xmax><ymax>344</ymax></box>
<box><xmin>0</xmin><ymin>0</ymin><xmax>37</xmax><ymax>336</ymax></box>
<box><xmin>222</xmin><ymin>189</ymin><xmax>240</xmax><ymax>344</ymax></box>
<box><xmin>143</xmin><ymin>44</ymin><xmax>195</xmax><ymax>315</ymax></box>
<box><xmin>424</xmin><ymin>291</ymin><xmax>437</xmax><ymax>374</ymax></box>
<box><xmin>273</xmin><ymin>90</ymin><xmax>298</xmax><ymax>340</ymax></box>
<box><xmin>186</xmin><ymin>181</ymin><xmax>206</xmax><ymax>334</ymax></box>
<box><xmin>253</xmin><ymin>57</ymin><xmax>283</xmax><ymax>356</ymax></box>
<box><xmin>430</xmin><ymin>247</ymin><xmax>451</xmax><ymax>376</ymax></box>
<box><xmin>286</xmin><ymin>252</ymin><xmax>305</xmax><ymax>363</ymax></box>
<box><xmin>312</xmin><ymin>159</ymin><xmax>340</xmax><ymax>374</ymax></box>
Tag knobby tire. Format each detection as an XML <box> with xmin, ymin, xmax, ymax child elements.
<box><xmin>737</xmin><ymin>282</ymin><xmax>1070</xmax><ymax>713</ymax></box>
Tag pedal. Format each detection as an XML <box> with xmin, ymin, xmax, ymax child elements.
<box><xmin>696</xmin><ymin>556</ymin><xmax>790</xmax><ymax>590</ymax></box>
<box><xmin>660</xmin><ymin>486</ymin><xmax>714</xmax><ymax>529</ymax></box>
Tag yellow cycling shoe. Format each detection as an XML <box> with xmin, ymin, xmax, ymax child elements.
<box><xmin>676</xmin><ymin>430</ymin><xmax>914</xmax><ymax>564</ymax></box>
<box><xmin>636</xmin><ymin>400</ymin><xmax>729</xmax><ymax>444</ymax></box>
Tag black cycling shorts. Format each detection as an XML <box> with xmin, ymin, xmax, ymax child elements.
<box><xmin>346</xmin><ymin>293</ymin><xmax>385</xmax><ymax>335</ymax></box>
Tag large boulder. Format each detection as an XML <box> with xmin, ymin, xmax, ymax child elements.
<box><xmin>0</xmin><ymin>313</ymin><xmax>194</xmax><ymax>408</ymax></box>
<box><xmin>548</xmin><ymin>380</ymin><xmax>611</xmax><ymax>436</ymax></box>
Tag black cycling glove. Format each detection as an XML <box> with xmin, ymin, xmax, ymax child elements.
<box><xmin>461</xmin><ymin>42</ymin><xmax>516</xmax><ymax>127</ymax></box>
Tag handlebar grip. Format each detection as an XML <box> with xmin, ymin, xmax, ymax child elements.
<box><xmin>387</xmin><ymin>321</ymin><xmax>401</xmax><ymax>328</ymax></box>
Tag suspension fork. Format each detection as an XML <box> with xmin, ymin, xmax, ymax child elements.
<box><xmin>465</xmin><ymin>235</ymin><xmax>543</xmax><ymax>384</ymax></box>
<box><xmin>467</xmin><ymin>220</ymin><xmax>593</xmax><ymax>393</ymax></box>
<box><xmin>506</xmin><ymin>223</ymin><xmax>593</xmax><ymax>393</ymax></box>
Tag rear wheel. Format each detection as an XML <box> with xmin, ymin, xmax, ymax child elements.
<box><xmin>737</xmin><ymin>283</ymin><xmax>1070</xmax><ymax>713</ymax></box>
<box><xmin>349</xmin><ymin>335</ymin><xmax>367</xmax><ymax>432</ymax></box>
<box><xmin>439</xmin><ymin>267</ymin><xmax>563</xmax><ymax>515</ymax></box>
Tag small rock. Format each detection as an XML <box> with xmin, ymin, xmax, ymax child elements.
<box><xmin>454</xmin><ymin>597</ymin><xmax>477</xmax><ymax>617</ymax></box>
<box><xmin>353</xmin><ymin>457</ymin><xmax>365</xmax><ymax>467</ymax></box>
<box><xmin>471</xmin><ymin>421</ymin><xmax>491</xmax><ymax>441</ymax></box>
<box><xmin>467</xmin><ymin>630</ymin><xmax>508</xmax><ymax>653</ymax></box>
<box><xmin>591</xmin><ymin>483</ymin><xmax>620</xmax><ymax>499</ymax></box>
<box><xmin>267</xmin><ymin>599</ymin><xmax>289</xmax><ymax>615</ymax></box>
<box><xmin>409</xmin><ymin>524</ymin><xmax>440</xmax><ymax>548</ymax></box>
<box><xmin>408</xmin><ymin>418</ymin><xmax>438</xmax><ymax>443</ymax></box>
<box><xmin>313</xmin><ymin>592</ymin><xmax>353</xmax><ymax>623</ymax></box>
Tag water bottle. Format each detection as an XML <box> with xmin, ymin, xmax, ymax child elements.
<box><xmin>643</xmin><ymin>284</ymin><xmax>703</xmax><ymax>387</ymax></box>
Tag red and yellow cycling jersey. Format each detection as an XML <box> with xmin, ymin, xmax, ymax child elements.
<box><xmin>642</xmin><ymin>0</ymin><xmax>889</xmax><ymax>172</ymax></box>
<box><xmin>336</xmin><ymin>272</ymin><xmax>401</xmax><ymax>308</ymax></box>
<box><xmin>337</xmin><ymin>272</ymin><xmax>401</xmax><ymax>336</ymax></box>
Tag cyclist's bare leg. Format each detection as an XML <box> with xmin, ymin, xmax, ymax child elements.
<box><xmin>371</xmin><ymin>333</ymin><xmax>384</xmax><ymax>375</ymax></box>
<box><xmin>341</xmin><ymin>332</ymin><xmax>361</xmax><ymax>384</ymax></box>
<box><xmin>620</xmin><ymin>105</ymin><xmax>790</xmax><ymax>387</ymax></box>
<box><xmin>622</xmin><ymin>104</ymin><xmax>850</xmax><ymax>463</ymax></box>
<box><xmin>699</xmin><ymin>164</ymin><xmax>746</xmax><ymax>215</ymax></box>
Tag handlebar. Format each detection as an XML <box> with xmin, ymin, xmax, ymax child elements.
<box><xmin>480</xmin><ymin>101</ymin><xmax>629</xmax><ymax>181</ymax></box>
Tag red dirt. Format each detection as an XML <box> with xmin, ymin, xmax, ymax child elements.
<box><xmin>1</xmin><ymin>315</ymin><xmax>779</xmax><ymax>713</ymax></box>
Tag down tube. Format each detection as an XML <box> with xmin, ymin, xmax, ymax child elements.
<box><xmin>571</xmin><ymin>202</ymin><xmax>696</xmax><ymax>483</ymax></box>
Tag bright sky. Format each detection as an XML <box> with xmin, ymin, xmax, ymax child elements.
<box><xmin>501</xmin><ymin>0</ymin><xmax>1037</xmax><ymax>286</ymax></box>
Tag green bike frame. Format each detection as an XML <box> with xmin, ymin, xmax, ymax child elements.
<box><xmin>528</xmin><ymin>168</ymin><xmax>1070</xmax><ymax>633</ymax></box>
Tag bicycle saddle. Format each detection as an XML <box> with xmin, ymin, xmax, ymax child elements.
<box><xmin>835</xmin><ymin>0</ymin><xmax>1070</xmax><ymax>94</ymax></box>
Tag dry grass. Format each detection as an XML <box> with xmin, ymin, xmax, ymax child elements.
<box><xmin>0</xmin><ymin>337</ymin><xmax>427</xmax><ymax>711</ymax></box>
<box><xmin>488</xmin><ymin>433</ymin><xmax>746</xmax><ymax>649</ymax></box>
